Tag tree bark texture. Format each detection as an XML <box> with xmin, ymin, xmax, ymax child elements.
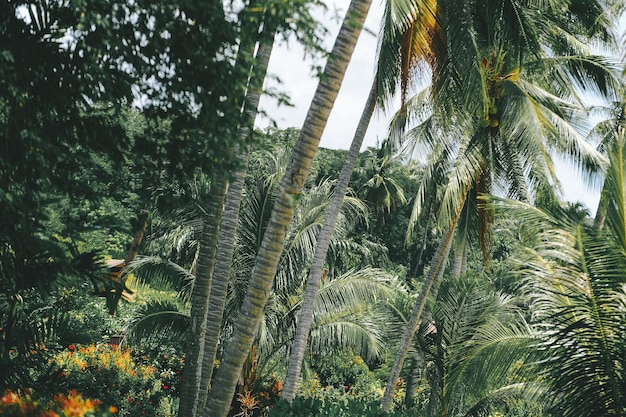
<box><xmin>178</xmin><ymin>178</ymin><xmax>228</xmax><ymax>417</ymax></box>
<box><xmin>198</xmin><ymin>37</ymin><xmax>274</xmax><ymax>410</ymax></box>
<box><xmin>202</xmin><ymin>1</ymin><xmax>372</xmax><ymax>415</ymax></box>
<box><xmin>281</xmin><ymin>79</ymin><xmax>377</xmax><ymax>402</ymax></box>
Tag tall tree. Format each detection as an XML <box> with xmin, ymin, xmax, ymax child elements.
<box><xmin>185</xmin><ymin>0</ymin><xmax>327</xmax><ymax>411</ymax></box>
<box><xmin>381</xmin><ymin>0</ymin><xmax>622</xmax><ymax>410</ymax></box>
<box><xmin>281</xmin><ymin>81</ymin><xmax>377</xmax><ymax>401</ymax></box>
<box><xmin>417</xmin><ymin>274</ymin><xmax>534</xmax><ymax>417</ymax></box>
<box><xmin>490</xmin><ymin>124</ymin><xmax>626</xmax><ymax>416</ymax></box>
<box><xmin>202</xmin><ymin>1</ymin><xmax>374</xmax><ymax>415</ymax></box>
<box><xmin>197</xmin><ymin>35</ymin><xmax>276</xmax><ymax>410</ymax></box>
<box><xmin>0</xmin><ymin>0</ymin><xmax>246</xmax><ymax>388</ymax></box>
<box><xmin>281</xmin><ymin>0</ymin><xmax>441</xmax><ymax>400</ymax></box>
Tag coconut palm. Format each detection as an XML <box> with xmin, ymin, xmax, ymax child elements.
<box><xmin>178</xmin><ymin>0</ymin><xmax>322</xmax><ymax>410</ymax></box>
<box><xmin>356</xmin><ymin>144</ymin><xmax>410</xmax><ymax>227</ymax></box>
<box><xmin>381</xmin><ymin>0</ymin><xmax>622</xmax><ymax>409</ymax></box>
<box><xmin>202</xmin><ymin>2</ymin><xmax>375</xmax><ymax>415</ymax></box>
<box><xmin>197</xmin><ymin>29</ymin><xmax>279</xmax><ymax>412</ymax></box>
<box><xmin>489</xmin><ymin>130</ymin><xmax>626</xmax><ymax>416</ymax></box>
<box><xmin>280</xmin><ymin>82</ymin><xmax>378</xmax><ymax>401</ymax></box>
<box><xmin>124</xmin><ymin>150</ymin><xmax>398</xmax><ymax>402</ymax></box>
<box><xmin>281</xmin><ymin>0</ymin><xmax>441</xmax><ymax>400</ymax></box>
<box><xmin>416</xmin><ymin>273</ymin><xmax>536</xmax><ymax>417</ymax></box>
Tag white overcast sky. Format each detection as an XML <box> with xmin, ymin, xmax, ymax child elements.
<box><xmin>255</xmin><ymin>0</ymin><xmax>622</xmax><ymax>214</ymax></box>
<box><xmin>256</xmin><ymin>0</ymin><xmax>388</xmax><ymax>151</ymax></box>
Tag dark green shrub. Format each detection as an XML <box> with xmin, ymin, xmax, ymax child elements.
<box><xmin>311</xmin><ymin>349</ymin><xmax>377</xmax><ymax>392</ymax></box>
<box><xmin>264</xmin><ymin>397</ymin><xmax>407</xmax><ymax>417</ymax></box>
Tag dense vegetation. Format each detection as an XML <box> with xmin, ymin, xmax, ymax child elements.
<box><xmin>1</xmin><ymin>1</ymin><xmax>626</xmax><ymax>417</ymax></box>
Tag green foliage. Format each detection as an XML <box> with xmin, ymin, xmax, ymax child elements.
<box><xmin>308</xmin><ymin>147</ymin><xmax>349</xmax><ymax>186</ymax></box>
<box><xmin>310</xmin><ymin>349</ymin><xmax>377</xmax><ymax>391</ymax></box>
<box><xmin>37</xmin><ymin>344</ymin><xmax>182</xmax><ymax>417</ymax></box>
<box><xmin>0</xmin><ymin>0</ymin><xmax>248</xmax><ymax>345</ymax></box>
<box><xmin>266</xmin><ymin>396</ymin><xmax>406</xmax><ymax>417</ymax></box>
<box><xmin>0</xmin><ymin>285</ymin><xmax>100</xmax><ymax>391</ymax></box>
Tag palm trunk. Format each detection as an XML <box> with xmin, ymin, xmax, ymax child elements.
<box><xmin>281</xmin><ymin>79</ymin><xmax>377</xmax><ymax>402</ymax></box>
<box><xmin>178</xmin><ymin>178</ymin><xmax>228</xmax><ymax>417</ymax></box>
<box><xmin>380</xmin><ymin>191</ymin><xmax>469</xmax><ymax>412</ymax></box>
<box><xmin>380</xmin><ymin>224</ymin><xmax>453</xmax><ymax>411</ymax></box>
<box><xmin>404</xmin><ymin>351</ymin><xmax>422</xmax><ymax>407</ymax></box>
<box><xmin>180</xmin><ymin>6</ymin><xmax>270</xmax><ymax>416</ymax></box>
<box><xmin>198</xmin><ymin>36</ymin><xmax>275</xmax><ymax>408</ymax></box>
<box><xmin>202</xmin><ymin>2</ymin><xmax>372</xmax><ymax>416</ymax></box>
<box><xmin>593</xmin><ymin>196</ymin><xmax>607</xmax><ymax>230</ymax></box>
<box><xmin>449</xmin><ymin>242</ymin><xmax>466</xmax><ymax>278</ymax></box>
<box><xmin>594</xmin><ymin>104</ymin><xmax>625</xmax><ymax>230</ymax></box>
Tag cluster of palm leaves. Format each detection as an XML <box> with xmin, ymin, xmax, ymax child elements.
<box><xmin>378</xmin><ymin>0</ymin><xmax>625</xmax><ymax>410</ymax></box>
<box><xmin>489</xmin><ymin>119</ymin><xmax>626</xmax><ymax>417</ymax></box>
<box><xmin>124</xmin><ymin>146</ymin><xmax>402</xmax><ymax>391</ymax></box>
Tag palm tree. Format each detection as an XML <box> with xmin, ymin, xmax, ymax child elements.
<box><xmin>418</xmin><ymin>274</ymin><xmax>534</xmax><ymax>417</ymax></box>
<box><xmin>381</xmin><ymin>0</ymin><xmax>622</xmax><ymax>410</ymax></box>
<box><xmin>197</xmin><ymin>26</ymin><xmax>278</xmax><ymax>411</ymax></box>
<box><xmin>202</xmin><ymin>2</ymin><xmax>375</xmax><ymax>415</ymax></box>
<box><xmin>356</xmin><ymin>144</ymin><xmax>410</xmax><ymax>228</ymax></box>
<box><xmin>489</xmin><ymin>129</ymin><xmax>626</xmax><ymax>416</ymax></box>
<box><xmin>280</xmin><ymin>81</ymin><xmax>377</xmax><ymax>402</ymax></box>
<box><xmin>281</xmin><ymin>0</ymin><xmax>442</xmax><ymax>400</ymax></box>
<box><xmin>124</xmin><ymin>155</ymin><xmax>398</xmax><ymax>405</ymax></box>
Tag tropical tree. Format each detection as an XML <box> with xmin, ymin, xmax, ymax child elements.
<box><xmin>227</xmin><ymin>150</ymin><xmax>394</xmax><ymax>384</ymax></box>
<box><xmin>381</xmin><ymin>0</ymin><xmax>623</xmax><ymax>409</ymax></box>
<box><xmin>177</xmin><ymin>1</ymin><xmax>329</xmax><ymax>413</ymax></box>
<box><xmin>202</xmin><ymin>2</ymin><xmax>375</xmax><ymax>415</ymax></box>
<box><xmin>280</xmin><ymin>81</ymin><xmax>379</xmax><ymax>402</ymax></box>
<box><xmin>355</xmin><ymin>144</ymin><xmax>410</xmax><ymax>228</ymax></box>
<box><xmin>124</xmin><ymin>150</ymin><xmax>398</xmax><ymax>405</ymax></box>
<box><xmin>281</xmin><ymin>0</ymin><xmax>442</xmax><ymax>400</ymax></box>
<box><xmin>0</xmin><ymin>0</ymin><xmax>251</xmax><ymax>394</ymax></box>
<box><xmin>489</xmin><ymin>125</ymin><xmax>626</xmax><ymax>417</ymax></box>
<box><xmin>414</xmin><ymin>273</ymin><xmax>535</xmax><ymax>417</ymax></box>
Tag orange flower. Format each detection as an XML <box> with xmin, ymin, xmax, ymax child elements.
<box><xmin>1</xmin><ymin>390</ymin><xmax>20</xmax><ymax>405</ymax></box>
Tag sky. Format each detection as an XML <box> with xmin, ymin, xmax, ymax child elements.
<box><xmin>255</xmin><ymin>0</ymin><xmax>615</xmax><ymax>214</ymax></box>
<box><xmin>256</xmin><ymin>0</ymin><xmax>387</xmax><ymax>150</ymax></box>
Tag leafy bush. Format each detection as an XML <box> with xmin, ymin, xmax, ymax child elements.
<box><xmin>0</xmin><ymin>389</ymin><xmax>116</xmax><ymax>417</ymax></box>
<box><xmin>264</xmin><ymin>396</ymin><xmax>407</xmax><ymax>417</ymax></box>
<box><xmin>37</xmin><ymin>344</ymin><xmax>180</xmax><ymax>417</ymax></box>
<box><xmin>310</xmin><ymin>349</ymin><xmax>379</xmax><ymax>393</ymax></box>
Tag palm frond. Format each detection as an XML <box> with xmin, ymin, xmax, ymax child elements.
<box><xmin>124</xmin><ymin>300</ymin><xmax>190</xmax><ymax>346</ymax></box>
<box><xmin>126</xmin><ymin>255</ymin><xmax>195</xmax><ymax>303</ymax></box>
<box><xmin>492</xmin><ymin>185</ymin><xmax>626</xmax><ymax>417</ymax></box>
<box><xmin>313</xmin><ymin>267</ymin><xmax>396</xmax><ymax>317</ymax></box>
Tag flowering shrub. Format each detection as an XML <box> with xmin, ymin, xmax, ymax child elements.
<box><xmin>132</xmin><ymin>346</ymin><xmax>185</xmax><ymax>396</ymax></box>
<box><xmin>39</xmin><ymin>344</ymin><xmax>180</xmax><ymax>417</ymax></box>
<box><xmin>254</xmin><ymin>375</ymin><xmax>283</xmax><ymax>411</ymax></box>
<box><xmin>0</xmin><ymin>389</ymin><xmax>116</xmax><ymax>417</ymax></box>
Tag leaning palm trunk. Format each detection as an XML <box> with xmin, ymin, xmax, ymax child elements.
<box><xmin>179</xmin><ymin>7</ymin><xmax>273</xmax><ymax>415</ymax></box>
<box><xmin>380</xmin><ymin>190</ymin><xmax>468</xmax><ymax>411</ymax></box>
<box><xmin>178</xmin><ymin>178</ymin><xmax>228</xmax><ymax>417</ymax></box>
<box><xmin>281</xmin><ymin>79</ymin><xmax>377</xmax><ymax>402</ymax></box>
<box><xmin>197</xmin><ymin>37</ymin><xmax>275</xmax><ymax>408</ymax></box>
<box><xmin>594</xmin><ymin>103</ymin><xmax>625</xmax><ymax>230</ymax></box>
<box><xmin>202</xmin><ymin>2</ymin><xmax>372</xmax><ymax>416</ymax></box>
<box><xmin>449</xmin><ymin>243</ymin><xmax>466</xmax><ymax>278</ymax></box>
